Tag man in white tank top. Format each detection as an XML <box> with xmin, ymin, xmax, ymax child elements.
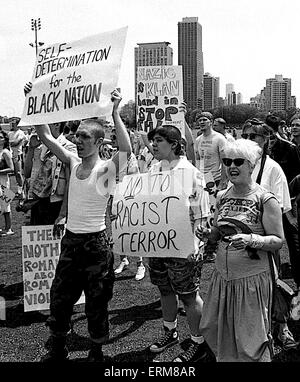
<box><xmin>34</xmin><ymin>89</ymin><xmax>132</xmax><ymax>362</ymax></box>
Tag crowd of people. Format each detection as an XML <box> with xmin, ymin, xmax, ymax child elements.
<box><xmin>1</xmin><ymin>89</ymin><xmax>300</xmax><ymax>362</ymax></box>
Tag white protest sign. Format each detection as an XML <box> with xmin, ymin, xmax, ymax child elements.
<box><xmin>136</xmin><ymin>65</ymin><xmax>185</xmax><ymax>135</ymax></box>
<box><xmin>0</xmin><ymin>185</ymin><xmax>15</xmax><ymax>215</ymax></box>
<box><xmin>111</xmin><ymin>169</ymin><xmax>195</xmax><ymax>258</ymax></box>
<box><xmin>20</xmin><ymin>27</ymin><xmax>128</xmax><ymax>126</ymax></box>
<box><xmin>22</xmin><ymin>225</ymin><xmax>85</xmax><ymax>312</ymax></box>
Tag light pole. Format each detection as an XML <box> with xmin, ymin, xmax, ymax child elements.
<box><xmin>29</xmin><ymin>18</ymin><xmax>44</xmax><ymax>56</ymax></box>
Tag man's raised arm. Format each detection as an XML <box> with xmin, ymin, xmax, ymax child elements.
<box><xmin>34</xmin><ymin>124</ymin><xmax>76</xmax><ymax>165</ymax></box>
<box><xmin>111</xmin><ymin>89</ymin><xmax>132</xmax><ymax>173</ymax></box>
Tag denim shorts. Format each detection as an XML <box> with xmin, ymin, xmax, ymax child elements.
<box><xmin>148</xmin><ymin>257</ymin><xmax>201</xmax><ymax>295</ymax></box>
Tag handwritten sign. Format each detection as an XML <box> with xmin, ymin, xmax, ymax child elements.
<box><xmin>22</xmin><ymin>225</ymin><xmax>84</xmax><ymax>312</ymax></box>
<box><xmin>136</xmin><ymin>65</ymin><xmax>184</xmax><ymax>134</ymax></box>
<box><xmin>111</xmin><ymin>169</ymin><xmax>195</xmax><ymax>258</ymax></box>
<box><xmin>0</xmin><ymin>185</ymin><xmax>15</xmax><ymax>214</ymax></box>
<box><xmin>20</xmin><ymin>27</ymin><xmax>128</xmax><ymax>126</ymax></box>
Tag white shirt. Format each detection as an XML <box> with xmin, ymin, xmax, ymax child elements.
<box><xmin>195</xmin><ymin>130</ymin><xmax>227</xmax><ymax>182</ymax></box>
<box><xmin>252</xmin><ymin>155</ymin><xmax>291</xmax><ymax>214</ymax></box>
<box><xmin>67</xmin><ymin>160</ymin><xmax>110</xmax><ymax>233</ymax></box>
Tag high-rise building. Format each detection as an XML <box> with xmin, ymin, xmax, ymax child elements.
<box><xmin>237</xmin><ymin>92</ymin><xmax>243</xmax><ymax>105</ymax></box>
<box><xmin>265</xmin><ymin>74</ymin><xmax>293</xmax><ymax>112</ymax></box>
<box><xmin>225</xmin><ymin>83</ymin><xmax>234</xmax><ymax>105</ymax></box>
<box><xmin>203</xmin><ymin>73</ymin><xmax>219</xmax><ymax>111</ymax></box>
<box><xmin>134</xmin><ymin>42</ymin><xmax>173</xmax><ymax>102</ymax></box>
<box><xmin>178</xmin><ymin>17</ymin><xmax>204</xmax><ymax>110</ymax></box>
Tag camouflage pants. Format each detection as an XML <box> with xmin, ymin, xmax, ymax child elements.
<box><xmin>46</xmin><ymin>229</ymin><xmax>115</xmax><ymax>341</ymax></box>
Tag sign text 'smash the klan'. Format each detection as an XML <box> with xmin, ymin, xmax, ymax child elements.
<box><xmin>112</xmin><ymin>169</ymin><xmax>195</xmax><ymax>258</ymax></box>
<box><xmin>22</xmin><ymin>225</ymin><xmax>84</xmax><ymax>312</ymax></box>
<box><xmin>20</xmin><ymin>27</ymin><xmax>128</xmax><ymax>126</ymax></box>
<box><xmin>136</xmin><ymin>65</ymin><xmax>184</xmax><ymax>134</ymax></box>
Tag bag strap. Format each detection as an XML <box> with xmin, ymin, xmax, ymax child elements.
<box><xmin>256</xmin><ymin>153</ymin><xmax>267</xmax><ymax>185</ymax></box>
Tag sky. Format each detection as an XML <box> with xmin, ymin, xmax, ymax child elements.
<box><xmin>1</xmin><ymin>0</ymin><xmax>300</xmax><ymax>117</ymax></box>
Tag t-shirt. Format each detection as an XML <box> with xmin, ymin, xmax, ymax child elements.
<box><xmin>8</xmin><ymin>129</ymin><xmax>27</xmax><ymax>157</ymax></box>
<box><xmin>195</xmin><ymin>131</ymin><xmax>227</xmax><ymax>182</ymax></box>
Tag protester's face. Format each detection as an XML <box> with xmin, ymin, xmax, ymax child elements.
<box><xmin>49</xmin><ymin>123</ymin><xmax>61</xmax><ymax>138</ymax></box>
<box><xmin>223</xmin><ymin>154</ymin><xmax>251</xmax><ymax>185</ymax></box>
<box><xmin>213</xmin><ymin>121</ymin><xmax>224</xmax><ymax>134</ymax></box>
<box><xmin>197</xmin><ymin>117</ymin><xmax>212</xmax><ymax>134</ymax></box>
<box><xmin>291</xmin><ymin>119</ymin><xmax>300</xmax><ymax>143</ymax></box>
<box><xmin>243</xmin><ymin>126</ymin><xmax>266</xmax><ymax>149</ymax></box>
<box><xmin>267</xmin><ymin>127</ymin><xmax>278</xmax><ymax>150</ymax></box>
<box><xmin>152</xmin><ymin>134</ymin><xmax>174</xmax><ymax>160</ymax></box>
<box><xmin>75</xmin><ymin>122</ymin><xmax>100</xmax><ymax>158</ymax></box>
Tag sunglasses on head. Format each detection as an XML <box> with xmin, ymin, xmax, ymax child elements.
<box><xmin>241</xmin><ymin>133</ymin><xmax>262</xmax><ymax>140</ymax></box>
<box><xmin>222</xmin><ymin>158</ymin><xmax>246</xmax><ymax>167</ymax></box>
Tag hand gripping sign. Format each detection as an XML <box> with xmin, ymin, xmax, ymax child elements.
<box><xmin>20</xmin><ymin>26</ymin><xmax>128</xmax><ymax>126</ymax></box>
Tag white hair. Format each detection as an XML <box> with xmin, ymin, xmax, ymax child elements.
<box><xmin>222</xmin><ymin>138</ymin><xmax>262</xmax><ymax>166</ymax></box>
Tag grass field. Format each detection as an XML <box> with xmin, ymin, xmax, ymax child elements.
<box><xmin>0</xmin><ymin>175</ymin><xmax>300</xmax><ymax>364</ymax></box>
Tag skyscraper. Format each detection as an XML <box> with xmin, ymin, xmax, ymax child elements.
<box><xmin>134</xmin><ymin>42</ymin><xmax>173</xmax><ymax>102</ymax></box>
<box><xmin>203</xmin><ymin>73</ymin><xmax>219</xmax><ymax>111</ymax></box>
<box><xmin>178</xmin><ymin>17</ymin><xmax>204</xmax><ymax>110</ymax></box>
<box><xmin>265</xmin><ymin>74</ymin><xmax>293</xmax><ymax>112</ymax></box>
<box><xmin>225</xmin><ymin>83</ymin><xmax>234</xmax><ymax>105</ymax></box>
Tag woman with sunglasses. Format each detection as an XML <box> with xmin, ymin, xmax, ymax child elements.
<box><xmin>196</xmin><ymin>138</ymin><xmax>285</xmax><ymax>362</ymax></box>
<box><xmin>241</xmin><ymin>119</ymin><xmax>298</xmax><ymax>351</ymax></box>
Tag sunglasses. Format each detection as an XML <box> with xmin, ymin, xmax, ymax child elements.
<box><xmin>291</xmin><ymin>123</ymin><xmax>300</xmax><ymax>128</ymax></box>
<box><xmin>222</xmin><ymin>158</ymin><xmax>246</xmax><ymax>167</ymax></box>
<box><xmin>241</xmin><ymin>133</ymin><xmax>262</xmax><ymax>140</ymax></box>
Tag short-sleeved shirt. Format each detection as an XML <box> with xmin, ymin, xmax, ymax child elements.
<box><xmin>195</xmin><ymin>131</ymin><xmax>227</xmax><ymax>182</ymax></box>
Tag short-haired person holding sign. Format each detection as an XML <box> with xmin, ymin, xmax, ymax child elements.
<box><xmin>146</xmin><ymin>125</ymin><xmax>213</xmax><ymax>362</ymax></box>
<box><xmin>34</xmin><ymin>89</ymin><xmax>132</xmax><ymax>362</ymax></box>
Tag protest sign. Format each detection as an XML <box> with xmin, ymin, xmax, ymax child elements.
<box><xmin>0</xmin><ymin>185</ymin><xmax>15</xmax><ymax>215</ymax></box>
<box><xmin>136</xmin><ymin>65</ymin><xmax>185</xmax><ymax>135</ymax></box>
<box><xmin>22</xmin><ymin>225</ymin><xmax>85</xmax><ymax>312</ymax></box>
<box><xmin>111</xmin><ymin>169</ymin><xmax>195</xmax><ymax>258</ymax></box>
<box><xmin>20</xmin><ymin>27</ymin><xmax>128</xmax><ymax>126</ymax></box>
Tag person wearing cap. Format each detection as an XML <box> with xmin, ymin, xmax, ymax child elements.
<box><xmin>194</xmin><ymin>112</ymin><xmax>228</xmax><ymax>190</ymax></box>
<box><xmin>146</xmin><ymin>124</ymin><xmax>213</xmax><ymax>362</ymax></box>
<box><xmin>213</xmin><ymin>117</ymin><xmax>235</xmax><ymax>143</ymax></box>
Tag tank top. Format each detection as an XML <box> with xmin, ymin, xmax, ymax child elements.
<box><xmin>67</xmin><ymin>161</ymin><xmax>109</xmax><ymax>233</ymax></box>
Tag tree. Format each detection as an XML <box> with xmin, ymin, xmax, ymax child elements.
<box><xmin>120</xmin><ymin>100</ymin><xmax>136</xmax><ymax>129</ymax></box>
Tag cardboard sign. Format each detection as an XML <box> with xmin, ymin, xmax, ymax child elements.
<box><xmin>136</xmin><ymin>65</ymin><xmax>185</xmax><ymax>135</ymax></box>
<box><xmin>20</xmin><ymin>27</ymin><xmax>128</xmax><ymax>126</ymax></box>
<box><xmin>0</xmin><ymin>185</ymin><xmax>15</xmax><ymax>214</ymax></box>
<box><xmin>22</xmin><ymin>225</ymin><xmax>85</xmax><ymax>312</ymax></box>
<box><xmin>111</xmin><ymin>169</ymin><xmax>195</xmax><ymax>258</ymax></box>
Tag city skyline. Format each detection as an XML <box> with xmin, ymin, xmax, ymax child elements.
<box><xmin>1</xmin><ymin>0</ymin><xmax>300</xmax><ymax>117</ymax></box>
